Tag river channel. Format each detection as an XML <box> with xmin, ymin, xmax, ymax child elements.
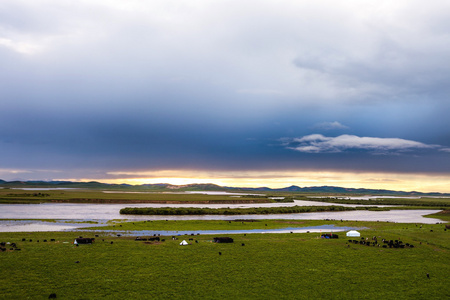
<box><xmin>0</xmin><ymin>200</ymin><xmax>444</xmax><ymax>232</ymax></box>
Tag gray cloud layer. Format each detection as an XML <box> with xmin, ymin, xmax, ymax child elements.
<box><xmin>0</xmin><ymin>1</ymin><xmax>449</xmax><ymax>180</ymax></box>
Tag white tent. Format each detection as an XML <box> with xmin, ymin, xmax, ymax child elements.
<box><xmin>346</xmin><ymin>230</ymin><xmax>360</xmax><ymax>237</ymax></box>
<box><xmin>180</xmin><ymin>240</ymin><xmax>188</xmax><ymax>246</ymax></box>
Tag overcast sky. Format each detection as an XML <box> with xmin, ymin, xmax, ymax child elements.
<box><xmin>1</xmin><ymin>1</ymin><xmax>450</xmax><ymax>192</ymax></box>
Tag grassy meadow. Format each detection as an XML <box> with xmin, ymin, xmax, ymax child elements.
<box><xmin>0</xmin><ymin>189</ymin><xmax>270</xmax><ymax>204</ymax></box>
<box><xmin>1</xmin><ymin>220</ymin><xmax>449</xmax><ymax>299</ymax></box>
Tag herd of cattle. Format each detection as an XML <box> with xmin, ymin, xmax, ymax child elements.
<box><xmin>1</xmin><ymin>229</ymin><xmax>433</xmax><ymax>252</ymax></box>
<box><xmin>0</xmin><ymin>237</ymin><xmax>64</xmax><ymax>252</ymax></box>
<box><xmin>0</xmin><ymin>241</ymin><xmax>21</xmax><ymax>252</ymax></box>
<box><xmin>347</xmin><ymin>236</ymin><xmax>415</xmax><ymax>249</ymax></box>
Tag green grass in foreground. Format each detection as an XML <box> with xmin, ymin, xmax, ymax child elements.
<box><xmin>0</xmin><ymin>221</ymin><xmax>449</xmax><ymax>299</ymax></box>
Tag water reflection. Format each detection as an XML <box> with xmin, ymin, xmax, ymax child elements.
<box><xmin>0</xmin><ymin>200</ymin><xmax>395</xmax><ymax>220</ymax></box>
<box><xmin>84</xmin><ymin>224</ymin><xmax>357</xmax><ymax>236</ymax></box>
<box><xmin>0</xmin><ymin>202</ymin><xmax>444</xmax><ymax>233</ymax></box>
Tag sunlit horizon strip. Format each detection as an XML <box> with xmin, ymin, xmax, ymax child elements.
<box><xmin>57</xmin><ymin>170</ymin><xmax>450</xmax><ymax>193</ymax></box>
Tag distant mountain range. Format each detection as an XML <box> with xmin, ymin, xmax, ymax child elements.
<box><xmin>0</xmin><ymin>179</ymin><xmax>448</xmax><ymax>196</ymax></box>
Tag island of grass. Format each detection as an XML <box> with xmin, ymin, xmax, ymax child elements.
<box><xmin>119</xmin><ymin>205</ymin><xmax>393</xmax><ymax>215</ymax></box>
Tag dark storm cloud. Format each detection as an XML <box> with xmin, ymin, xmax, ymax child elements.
<box><xmin>0</xmin><ymin>1</ymin><xmax>450</xmax><ymax>181</ymax></box>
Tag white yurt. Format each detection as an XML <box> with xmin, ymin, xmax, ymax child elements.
<box><xmin>346</xmin><ymin>230</ymin><xmax>360</xmax><ymax>237</ymax></box>
<box><xmin>180</xmin><ymin>240</ymin><xmax>188</xmax><ymax>246</ymax></box>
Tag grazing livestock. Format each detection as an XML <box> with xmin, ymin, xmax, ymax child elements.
<box><xmin>48</xmin><ymin>293</ymin><xmax>57</xmax><ymax>299</ymax></box>
<box><xmin>219</xmin><ymin>252</ymin><xmax>222</xmax><ymax>255</ymax></box>
<box><xmin>134</xmin><ymin>236</ymin><xmax>160</xmax><ymax>242</ymax></box>
<box><xmin>321</xmin><ymin>234</ymin><xmax>338</xmax><ymax>239</ymax></box>
<box><xmin>353</xmin><ymin>236</ymin><xmax>413</xmax><ymax>249</ymax></box>
<box><xmin>75</xmin><ymin>238</ymin><xmax>95</xmax><ymax>244</ymax></box>
<box><xmin>213</xmin><ymin>237</ymin><xmax>234</xmax><ymax>243</ymax></box>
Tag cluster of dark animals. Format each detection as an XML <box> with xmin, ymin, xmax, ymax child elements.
<box><xmin>347</xmin><ymin>236</ymin><xmax>414</xmax><ymax>249</ymax></box>
<box><xmin>1</xmin><ymin>241</ymin><xmax>20</xmax><ymax>251</ymax></box>
<box><xmin>135</xmin><ymin>236</ymin><xmax>161</xmax><ymax>242</ymax></box>
<box><xmin>75</xmin><ymin>237</ymin><xmax>95</xmax><ymax>244</ymax></box>
<box><xmin>213</xmin><ymin>237</ymin><xmax>234</xmax><ymax>243</ymax></box>
<box><xmin>321</xmin><ymin>234</ymin><xmax>339</xmax><ymax>239</ymax></box>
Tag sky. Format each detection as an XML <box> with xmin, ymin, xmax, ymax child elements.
<box><xmin>1</xmin><ymin>0</ymin><xmax>450</xmax><ymax>192</ymax></box>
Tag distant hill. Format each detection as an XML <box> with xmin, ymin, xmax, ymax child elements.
<box><xmin>228</xmin><ymin>185</ymin><xmax>448</xmax><ymax>196</ymax></box>
<box><xmin>0</xmin><ymin>179</ymin><xmax>448</xmax><ymax>196</ymax></box>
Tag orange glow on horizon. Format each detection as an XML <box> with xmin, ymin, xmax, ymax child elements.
<box><xmin>59</xmin><ymin>170</ymin><xmax>450</xmax><ymax>193</ymax></box>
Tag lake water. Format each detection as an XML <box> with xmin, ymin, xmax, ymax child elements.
<box><xmin>84</xmin><ymin>224</ymin><xmax>358</xmax><ymax>237</ymax></box>
<box><xmin>0</xmin><ymin>200</ymin><xmax>399</xmax><ymax>220</ymax></box>
<box><xmin>0</xmin><ymin>199</ymin><xmax>395</xmax><ymax>217</ymax></box>
<box><xmin>0</xmin><ymin>202</ymin><xmax>443</xmax><ymax>232</ymax></box>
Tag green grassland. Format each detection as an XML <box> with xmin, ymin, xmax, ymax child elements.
<box><xmin>91</xmin><ymin>218</ymin><xmax>443</xmax><ymax>231</ymax></box>
<box><xmin>424</xmin><ymin>210</ymin><xmax>450</xmax><ymax>222</ymax></box>
<box><xmin>0</xmin><ymin>189</ymin><xmax>271</xmax><ymax>204</ymax></box>
<box><xmin>1</xmin><ymin>189</ymin><xmax>448</xmax><ymax>209</ymax></box>
<box><xmin>303</xmin><ymin>196</ymin><xmax>450</xmax><ymax>207</ymax></box>
<box><xmin>1</xmin><ymin>220</ymin><xmax>449</xmax><ymax>299</ymax></box>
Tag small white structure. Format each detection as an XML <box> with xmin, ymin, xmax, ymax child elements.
<box><xmin>180</xmin><ymin>240</ymin><xmax>188</xmax><ymax>246</ymax></box>
<box><xmin>346</xmin><ymin>230</ymin><xmax>360</xmax><ymax>237</ymax></box>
